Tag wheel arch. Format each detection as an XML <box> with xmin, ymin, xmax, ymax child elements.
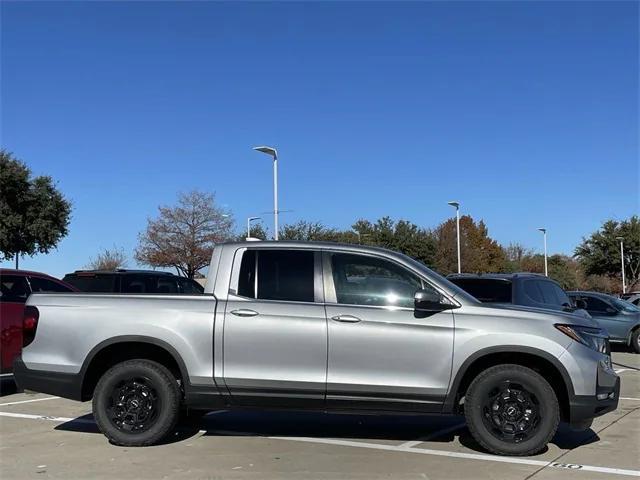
<box><xmin>79</xmin><ymin>336</ymin><xmax>190</xmax><ymax>401</ymax></box>
<box><xmin>444</xmin><ymin>346</ymin><xmax>574</xmax><ymax>422</ymax></box>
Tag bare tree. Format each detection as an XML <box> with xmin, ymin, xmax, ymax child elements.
<box><xmin>86</xmin><ymin>246</ymin><xmax>128</xmax><ymax>270</ymax></box>
<box><xmin>135</xmin><ymin>191</ymin><xmax>233</xmax><ymax>279</ymax></box>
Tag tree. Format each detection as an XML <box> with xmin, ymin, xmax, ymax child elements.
<box><xmin>233</xmin><ymin>222</ymin><xmax>269</xmax><ymax>241</ymax></box>
<box><xmin>279</xmin><ymin>220</ymin><xmax>341</xmax><ymax>242</ymax></box>
<box><xmin>135</xmin><ymin>191</ymin><xmax>233</xmax><ymax>279</ymax></box>
<box><xmin>87</xmin><ymin>246</ymin><xmax>128</xmax><ymax>270</ymax></box>
<box><xmin>351</xmin><ymin>217</ymin><xmax>437</xmax><ymax>267</ymax></box>
<box><xmin>0</xmin><ymin>150</ymin><xmax>72</xmax><ymax>268</ymax></box>
<box><xmin>434</xmin><ymin>215</ymin><xmax>506</xmax><ymax>275</ymax></box>
<box><xmin>575</xmin><ymin>216</ymin><xmax>640</xmax><ymax>291</ymax></box>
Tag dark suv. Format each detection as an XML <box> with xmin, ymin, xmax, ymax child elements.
<box><xmin>447</xmin><ymin>273</ymin><xmax>583</xmax><ymax>313</ymax></box>
<box><xmin>63</xmin><ymin>269</ymin><xmax>204</xmax><ymax>294</ymax></box>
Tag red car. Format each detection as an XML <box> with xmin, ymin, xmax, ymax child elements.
<box><xmin>0</xmin><ymin>269</ymin><xmax>76</xmax><ymax>374</ymax></box>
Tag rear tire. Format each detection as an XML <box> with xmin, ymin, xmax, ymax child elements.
<box><xmin>93</xmin><ymin>359</ymin><xmax>181</xmax><ymax>446</ymax></box>
<box><xmin>464</xmin><ymin>364</ymin><xmax>559</xmax><ymax>456</ymax></box>
<box><xmin>631</xmin><ymin>329</ymin><xmax>640</xmax><ymax>354</ymax></box>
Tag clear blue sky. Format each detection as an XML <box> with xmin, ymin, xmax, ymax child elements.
<box><xmin>1</xmin><ymin>1</ymin><xmax>638</xmax><ymax>278</ymax></box>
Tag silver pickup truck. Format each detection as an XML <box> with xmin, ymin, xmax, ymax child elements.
<box><xmin>15</xmin><ymin>241</ymin><xmax>619</xmax><ymax>456</ymax></box>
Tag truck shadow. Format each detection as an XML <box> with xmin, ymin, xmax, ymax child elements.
<box><xmin>54</xmin><ymin>410</ymin><xmax>600</xmax><ymax>453</ymax></box>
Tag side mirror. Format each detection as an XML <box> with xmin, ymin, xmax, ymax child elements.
<box><xmin>414</xmin><ymin>289</ymin><xmax>454</xmax><ymax>311</ymax></box>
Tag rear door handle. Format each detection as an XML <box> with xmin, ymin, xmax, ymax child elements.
<box><xmin>230</xmin><ymin>309</ymin><xmax>259</xmax><ymax>317</ymax></box>
<box><xmin>331</xmin><ymin>314</ymin><xmax>361</xmax><ymax>323</ymax></box>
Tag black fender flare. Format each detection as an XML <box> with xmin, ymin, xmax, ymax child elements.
<box><xmin>443</xmin><ymin>345</ymin><xmax>575</xmax><ymax>413</ymax></box>
<box><xmin>79</xmin><ymin>335</ymin><xmax>191</xmax><ymax>394</ymax></box>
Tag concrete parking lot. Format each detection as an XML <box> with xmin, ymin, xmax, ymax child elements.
<box><xmin>1</xmin><ymin>349</ymin><xmax>638</xmax><ymax>480</ymax></box>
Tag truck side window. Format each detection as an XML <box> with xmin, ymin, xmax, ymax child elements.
<box><xmin>29</xmin><ymin>277</ymin><xmax>72</xmax><ymax>293</ymax></box>
<box><xmin>331</xmin><ymin>253</ymin><xmax>424</xmax><ymax>308</ymax></box>
<box><xmin>237</xmin><ymin>249</ymin><xmax>315</xmax><ymax>303</ymax></box>
<box><xmin>0</xmin><ymin>275</ymin><xmax>30</xmax><ymax>303</ymax></box>
<box><xmin>523</xmin><ymin>280</ymin><xmax>544</xmax><ymax>303</ymax></box>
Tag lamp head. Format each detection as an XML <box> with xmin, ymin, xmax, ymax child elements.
<box><xmin>447</xmin><ymin>201</ymin><xmax>460</xmax><ymax>208</ymax></box>
<box><xmin>253</xmin><ymin>146</ymin><xmax>278</xmax><ymax>159</ymax></box>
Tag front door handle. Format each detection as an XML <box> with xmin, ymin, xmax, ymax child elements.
<box><xmin>331</xmin><ymin>314</ymin><xmax>361</xmax><ymax>323</ymax></box>
<box><xmin>230</xmin><ymin>309</ymin><xmax>259</xmax><ymax>317</ymax></box>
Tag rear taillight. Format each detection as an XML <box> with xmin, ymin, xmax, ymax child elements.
<box><xmin>23</xmin><ymin>306</ymin><xmax>39</xmax><ymax>347</ymax></box>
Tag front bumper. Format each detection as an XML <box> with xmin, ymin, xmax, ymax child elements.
<box><xmin>13</xmin><ymin>356</ymin><xmax>83</xmax><ymax>401</ymax></box>
<box><xmin>568</xmin><ymin>359</ymin><xmax>620</xmax><ymax>426</ymax></box>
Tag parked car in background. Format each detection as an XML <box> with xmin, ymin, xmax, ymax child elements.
<box><xmin>567</xmin><ymin>291</ymin><xmax>640</xmax><ymax>353</ymax></box>
<box><xmin>447</xmin><ymin>273</ymin><xmax>586</xmax><ymax>315</ymax></box>
<box><xmin>63</xmin><ymin>269</ymin><xmax>204</xmax><ymax>294</ymax></box>
<box><xmin>0</xmin><ymin>269</ymin><xmax>76</xmax><ymax>373</ymax></box>
<box><xmin>621</xmin><ymin>291</ymin><xmax>640</xmax><ymax>306</ymax></box>
<box><xmin>16</xmin><ymin>242</ymin><xmax>618</xmax><ymax>456</ymax></box>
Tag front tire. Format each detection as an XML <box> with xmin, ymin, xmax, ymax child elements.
<box><xmin>464</xmin><ymin>364</ymin><xmax>559</xmax><ymax>456</ymax></box>
<box><xmin>93</xmin><ymin>359</ymin><xmax>181</xmax><ymax>446</ymax></box>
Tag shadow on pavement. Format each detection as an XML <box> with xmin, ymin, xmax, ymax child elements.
<box><xmin>52</xmin><ymin>409</ymin><xmax>601</xmax><ymax>453</ymax></box>
<box><xmin>0</xmin><ymin>377</ymin><xmax>18</xmax><ymax>397</ymax></box>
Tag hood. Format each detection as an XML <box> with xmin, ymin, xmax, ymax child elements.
<box><xmin>480</xmin><ymin>302</ymin><xmax>601</xmax><ymax>329</ymax></box>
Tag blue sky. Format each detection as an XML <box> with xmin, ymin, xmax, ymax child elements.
<box><xmin>1</xmin><ymin>1</ymin><xmax>638</xmax><ymax>278</ymax></box>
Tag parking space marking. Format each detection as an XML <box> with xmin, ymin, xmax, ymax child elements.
<box><xmin>0</xmin><ymin>396</ymin><xmax>59</xmax><ymax>406</ymax></box>
<box><xmin>2</xmin><ymin>408</ymin><xmax>639</xmax><ymax>477</ymax></box>
<box><xmin>398</xmin><ymin>422</ymin><xmax>466</xmax><ymax>448</ymax></box>
<box><xmin>0</xmin><ymin>411</ymin><xmax>93</xmax><ymax>424</ymax></box>
<box><xmin>620</xmin><ymin>397</ymin><xmax>640</xmax><ymax>401</ymax></box>
<box><xmin>270</xmin><ymin>437</ymin><xmax>640</xmax><ymax>477</ymax></box>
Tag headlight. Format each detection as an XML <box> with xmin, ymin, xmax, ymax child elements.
<box><xmin>555</xmin><ymin>324</ymin><xmax>610</xmax><ymax>354</ymax></box>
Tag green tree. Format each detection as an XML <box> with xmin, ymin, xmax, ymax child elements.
<box><xmin>135</xmin><ymin>190</ymin><xmax>233</xmax><ymax>279</ymax></box>
<box><xmin>434</xmin><ymin>215</ymin><xmax>506</xmax><ymax>275</ymax></box>
<box><xmin>279</xmin><ymin>220</ymin><xmax>341</xmax><ymax>241</ymax></box>
<box><xmin>234</xmin><ymin>222</ymin><xmax>269</xmax><ymax>241</ymax></box>
<box><xmin>575</xmin><ymin>216</ymin><xmax>640</xmax><ymax>291</ymax></box>
<box><xmin>351</xmin><ymin>217</ymin><xmax>436</xmax><ymax>267</ymax></box>
<box><xmin>0</xmin><ymin>150</ymin><xmax>72</xmax><ymax>268</ymax></box>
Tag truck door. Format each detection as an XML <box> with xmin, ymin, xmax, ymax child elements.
<box><xmin>323</xmin><ymin>250</ymin><xmax>454</xmax><ymax>412</ymax></box>
<box><xmin>223</xmin><ymin>248</ymin><xmax>327</xmax><ymax>407</ymax></box>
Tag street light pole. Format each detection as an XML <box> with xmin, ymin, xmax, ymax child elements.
<box><xmin>247</xmin><ymin>216</ymin><xmax>261</xmax><ymax>239</ymax></box>
<box><xmin>447</xmin><ymin>201</ymin><xmax>461</xmax><ymax>274</ymax></box>
<box><xmin>616</xmin><ymin>236</ymin><xmax>626</xmax><ymax>294</ymax></box>
<box><xmin>537</xmin><ymin>228</ymin><xmax>548</xmax><ymax>276</ymax></box>
<box><xmin>253</xmin><ymin>146</ymin><xmax>279</xmax><ymax>240</ymax></box>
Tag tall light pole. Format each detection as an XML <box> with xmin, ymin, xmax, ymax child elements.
<box><xmin>616</xmin><ymin>236</ymin><xmax>626</xmax><ymax>294</ymax></box>
<box><xmin>447</xmin><ymin>201</ymin><xmax>461</xmax><ymax>274</ymax></box>
<box><xmin>537</xmin><ymin>228</ymin><xmax>548</xmax><ymax>276</ymax></box>
<box><xmin>253</xmin><ymin>146</ymin><xmax>279</xmax><ymax>240</ymax></box>
<box><xmin>247</xmin><ymin>216</ymin><xmax>261</xmax><ymax>239</ymax></box>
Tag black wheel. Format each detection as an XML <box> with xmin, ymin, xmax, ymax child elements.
<box><xmin>93</xmin><ymin>359</ymin><xmax>181</xmax><ymax>446</ymax></box>
<box><xmin>464</xmin><ymin>364</ymin><xmax>559</xmax><ymax>456</ymax></box>
<box><xmin>631</xmin><ymin>329</ymin><xmax>640</xmax><ymax>354</ymax></box>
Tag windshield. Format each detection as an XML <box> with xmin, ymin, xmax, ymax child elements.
<box><xmin>610</xmin><ymin>296</ymin><xmax>640</xmax><ymax>313</ymax></box>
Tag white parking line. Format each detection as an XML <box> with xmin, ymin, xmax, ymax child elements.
<box><xmin>2</xmin><ymin>408</ymin><xmax>639</xmax><ymax>477</ymax></box>
<box><xmin>616</xmin><ymin>369</ymin><xmax>630</xmax><ymax>374</ymax></box>
<box><xmin>399</xmin><ymin>422</ymin><xmax>466</xmax><ymax>448</ymax></box>
<box><xmin>0</xmin><ymin>396</ymin><xmax>59</xmax><ymax>407</ymax></box>
<box><xmin>620</xmin><ymin>397</ymin><xmax>640</xmax><ymax>401</ymax></box>
<box><xmin>271</xmin><ymin>436</ymin><xmax>640</xmax><ymax>477</ymax></box>
<box><xmin>0</xmin><ymin>411</ymin><xmax>93</xmax><ymax>424</ymax></box>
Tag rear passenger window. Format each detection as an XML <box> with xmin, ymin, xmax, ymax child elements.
<box><xmin>121</xmin><ymin>275</ymin><xmax>147</xmax><ymax>293</ymax></box>
<box><xmin>29</xmin><ymin>277</ymin><xmax>73</xmax><ymax>293</ymax></box>
<box><xmin>236</xmin><ymin>250</ymin><xmax>315</xmax><ymax>303</ymax></box>
<box><xmin>0</xmin><ymin>275</ymin><xmax>30</xmax><ymax>303</ymax></box>
<box><xmin>523</xmin><ymin>280</ymin><xmax>544</xmax><ymax>303</ymax></box>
